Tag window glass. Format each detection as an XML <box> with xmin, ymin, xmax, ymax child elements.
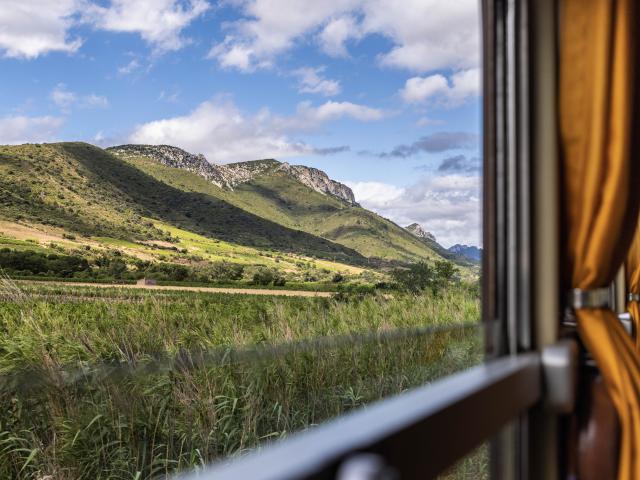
<box><xmin>0</xmin><ymin>0</ymin><xmax>482</xmax><ymax>477</ymax></box>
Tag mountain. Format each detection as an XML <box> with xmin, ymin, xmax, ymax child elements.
<box><xmin>448</xmin><ymin>244</ymin><xmax>482</xmax><ymax>262</ymax></box>
<box><xmin>405</xmin><ymin>223</ymin><xmax>437</xmax><ymax>242</ymax></box>
<box><xmin>107</xmin><ymin>144</ymin><xmax>358</xmax><ymax>205</ymax></box>
<box><xmin>109</xmin><ymin>144</ymin><xmax>450</xmax><ymax>264</ymax></box>
<box><xmin>0</xmin><ymin>142</ymin><xmax>459</xmax><ymax>270</ymax></box>
<box><xmin>0</xmin><ymin>142</ymin><xmax>364</xmax><ymax>264</ymax></box>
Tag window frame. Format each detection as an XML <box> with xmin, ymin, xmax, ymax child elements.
<box><xmin>179</xmin><ymin>1</ymin><xmax>564</xmax><ymax>478</ymax></box>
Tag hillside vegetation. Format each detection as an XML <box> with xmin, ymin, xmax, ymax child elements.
<box><xmin>0</xmin><ymin>142</ymin><xmax>474</xmax><ymax>285</ymax></box>
<box><xmin>116</xmin><ymin>151</ymin><xmax>450</xmax><ymax>264</ymax></box>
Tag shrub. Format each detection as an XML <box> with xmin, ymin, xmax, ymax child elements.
<box><xmin>332</xmin><ymin>273</ymin><xmax>344</xmax><ymax>283</ymax></box>
<box><xmin>391</xmin><ymin>260</ymin><xmax>458</xmax><ymax>295</ymax></box>
<box><xmin>252</xmin><ymin>268</ymin><xmax>274</xmax><ymax>286</ymax></box>
<box><xmin>210</xmin><ymin>262</ymin><xmax>244</xmax><ymax>282</ymax></box>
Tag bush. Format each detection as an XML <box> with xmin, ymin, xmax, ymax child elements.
<box><xmin>335</xmin><ymin>283</ymin><xmax>376</xmax><ymax>301</ymax></box>
<box><xmin>391</xmin><ymin>260</ymin><xmax>458</xmax><ymax>295</ymax></box>
<box><xmin>332</xmin><ymin>273</ymin><xmax>344</xmax><ymax>283</ymax></box>
<box><xmin>210</xmin><ymin>261</ymin><xmax>244</xmax><ymax>282</ymax></box>
<box><xmin>252</xmin><ymin>268</ymin><xmax>274</xmax><ymax>286</ymax></box>
<box><xmin>0</xmin><ymin>249</ymin><xmax>90</xmax><ymax>277</ymax></box>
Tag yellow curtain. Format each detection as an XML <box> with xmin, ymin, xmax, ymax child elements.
<box><xmin>626</xmin><ymin>222</ymin><xmax>640</xmax><ymax>350</ymax></box>
<box><xmin>560</xmin><ymin>0</ymin><xmax>640</xmax><ymax>478</ymax></box>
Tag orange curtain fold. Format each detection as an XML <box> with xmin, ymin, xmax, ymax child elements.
<box><xmin>560</xmin><ymin>0</ymin><xmax>640</xmax><ymax>478</ymax></box>
<box><xmin>626</xmin><ymin>221</ymin><xmax>640</xmax><ymax>350</ymax></box>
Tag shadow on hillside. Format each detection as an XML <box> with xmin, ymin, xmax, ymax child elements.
<box><xmin>59</xmin><ymin>143</ymin><xmax>369</xmax><ymax>266</ymax></box>
<box><xmin>236</xmin><ymin>181</ymin><xmax>344</xmax><ymax>216</ymax></box>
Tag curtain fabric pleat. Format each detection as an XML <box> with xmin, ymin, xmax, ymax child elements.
<box><xmin>560</xmin><ymin>0</ymin><xmax>640</xmax><ymax>478</ymax></box>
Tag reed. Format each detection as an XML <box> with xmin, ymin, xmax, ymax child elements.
<box><xmin>0</xmin><ymin>283</ymin><xmax>483</xmax><ymax>479</ymax></box>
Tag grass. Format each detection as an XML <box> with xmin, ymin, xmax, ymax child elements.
<box><xmin>0</xmin><ymin>281</ymin><xmax>483</xmax><ymax>479</ymax></box>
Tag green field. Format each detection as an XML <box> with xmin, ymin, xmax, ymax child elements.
<box><xmin>0</xmin><ymin>280</ymin><xmax>483</xmax><ymax>479</ymax></box>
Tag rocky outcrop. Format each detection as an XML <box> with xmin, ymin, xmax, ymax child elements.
<box><xmin>107</xmin><ymin>144</ymin><xmax>233</xmax><ymax>188</ymax></box>
<box><xmin>405</xmin><ymin>223</ymin><xmax>437</xmax><ymax>242</ymax></box>
<box><xmin>278</xmin><ymin>163</ymin><xmax>358</xmax><ymax>205</ymax></box>
<box><xmin>108</xmin><ymin>144</ymin><xmax>358</xmax><ymax>206</ymax></box>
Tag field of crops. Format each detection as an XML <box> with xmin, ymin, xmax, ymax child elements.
<box><xmin>0</xmin><ymin>280</ymin><xmax>484</xmax><ymax>479</ymax></box>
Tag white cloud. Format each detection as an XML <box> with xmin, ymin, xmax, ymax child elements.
<box><xmin>86</xmin><ymin>0</ymin><xmax>210</xmax><ymax>53</ymax></box>
<box><xmin>347</xmin><ymin>174</ymin><xmax>481</xmax><ymax>247</ymax></box>
<box><xmin>208</xmin><ymin>0</ymin><xmax>479</xmax><ymax>73</ymax></box>
<box><xmin>128</xmin><ymin>97</ymin><xmax>383</xmax><ymax>163</ymax></box>
<box><xmin>292</xmin><ymin>67</ymin><xmax>341</xmax><ymax>96</ymax></box>
<box><xmin>209</xmin><ymin>0</ymin><xmax>356</xmax><ymax>72</ymax></box>
<box><xmin>117</xmin><ymin>58</ymin><xmax>141</xmax><ymax>75</ymax></box>
<box><xmin>51</xmin><ymin>84</ymin><xmax>109</xmax><ymax>110</ymax></box>
<box><xmin>0</xmin><ymin>115</ymin><xmax>64</xmax><ymax>144</ymax></box>
<box><xmin>416</xmin><ymin>117</ymin><xmax>444</xmax><ymax>127</ymax></box>
<box><xmin>366</xmin><ymin>0</ymin><xmax>479</xmax><ymax>72</ymax></box>
<box><xmin>318</xmin><ymin>15</ymin><xmax>362</xmax><ymax>57</ymax></box>
<box><xmin>51</xmin><ymin>84</ymin><xmax>77</xmax><ymax>109</ymax></box>
<box><xmin>346</xmin><ymin>181</ymin><xmax>404</xmax><ymax>209</ymax></box>
<box><xmin>0</xmin><ymin>0</ymin><xmax>83</xmax><ymax>59</ymax></box>
<box><xmin>400</xmin><ymin>68</ymin><xmax>480</xmax><ymax>105</ymax></box>
<box><xmin>295</xmin><ymin>100</ymin><xmax>384</xmax><ymax>124</ymax></box>
<box><xmin>0</xmin><ymin>1</ymin><xmax>209</xmax><ymax>60</ymax></box>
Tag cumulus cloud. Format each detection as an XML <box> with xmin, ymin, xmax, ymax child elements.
<box><xmin>294</xmin><ymin>100</ymin><xmax>384</xmax><ymax>124</ymax></box>
<box><xmin>377</xmin><ymin>132</ymin><xmax>478</xmax><ymax>158</ymax></box>
<box><xmin>292</xmin><ymin>67</ymin><xmax>341</xmax><ymax>96</ymax></box>
<box><xmin>0</xmin><ymin>115</ymin><xmax>64</xmax><ymax>144</ymax></box>
<box><xmin>400</xmin><ymin>68</ymin><xmax>480</xmax><ymax>105</ymax></box>
<box><xmin>51</xmin><ymin>84</ymin><xmax>109</xmax><ymax>110</ymax></box>
<box><xmin>318</xmin><ymin>15</ymin><xmax>363</xmax><ymax>57</ymax></box>
<box><xmin>347</xmin><ymin>174</ymin><xmax>481</xmax><ymax>247</ymax></box>
<box><xmin>0</xmin><ymin>0</ymin><xmax>83</xmax><ymax>59</ymax></box>
<box><xmin>208</xmin><ymin>0</ymin><xmax>479</xmax><ymax>73</ymax></box>
<box><xmin>0</xmin><ymin>0</ymin><xmax>209</xmax><ymax>59</ymax></box>
<box><xmin>128</xmin><ymin>97</ymin><xmax>382</xmax><ymax>163</ymax></box>
<box><xmin>85</xmin><ymin>0</ymin><xmax>210</xmax><ymax>53</ymax></box>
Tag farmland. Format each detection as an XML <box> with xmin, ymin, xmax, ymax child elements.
<box><xmin>0</xmin><ymin>280</ymin><xmax>483</xmax><ymax>479</ymax></box>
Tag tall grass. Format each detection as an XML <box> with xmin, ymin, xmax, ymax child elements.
<box><xmin>0</xmin><ymin>284</ymin><xmax>482</xmax><ymax>479</ymax></box>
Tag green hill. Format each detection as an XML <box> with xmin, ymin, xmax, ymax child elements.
<box><xmin>113</xmin><ymin>152</ymin><xmax>449</xmax><ymax>264</ymax></box>
<box><xmin>0</xmin><ymin>143</ymin><xmax>367</xmax><ymax>264</ymax></box>
<box><xmin>0</xmin><ymin>142</ymin><xmax>466</xmax><ymax>284</ymax></box>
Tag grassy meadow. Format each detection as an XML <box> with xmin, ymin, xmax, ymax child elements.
<box><xmin>0</xmin><ymin>279</ymin><xmax>483</xmax><ymax>479</ymax></box>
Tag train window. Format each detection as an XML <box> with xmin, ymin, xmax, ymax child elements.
<box><xmin>0</xmin><ymin>1</ymin><xmax>512</xmax><ymax>479</ymax></box>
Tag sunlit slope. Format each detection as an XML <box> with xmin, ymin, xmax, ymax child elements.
<box><xmin>0</xmin><ymin>143</ymin><xmax>367</xmax><ymax>265</ymax></box>
<box><xmin>123</xmin><ymin>155</ymin><xmax>448</xmax><ymax>263</ymax></box>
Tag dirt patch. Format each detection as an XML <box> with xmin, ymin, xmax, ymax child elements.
<box><xmin>0</xmin><ymin>220</ymin><xmax>67</xmax><ymax>243</ymax></box>
<box><xmin>17</xmin><ymin>280</ymin><xmax>335</xmax><ymax>298</ymax></box>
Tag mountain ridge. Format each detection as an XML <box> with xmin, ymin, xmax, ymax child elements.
<box><xmin>0</xmin><ymin>142</ymin><xmax>472</xmax><ymax>272</ymax></box>
<box><xmin>448</xmin><ymin>244</ymin><xmax>482</xmax><ymax>262</ymax></box>
<box><xmin>107</xmin><ymin>144</ymin><xmax>358</xmax><ymax>205</ymax></box>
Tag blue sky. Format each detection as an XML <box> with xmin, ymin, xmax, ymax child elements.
<box><xmin>0</xmin><ymin>0</ymin><xmax>481</xmax><ymax>247</ymax></box>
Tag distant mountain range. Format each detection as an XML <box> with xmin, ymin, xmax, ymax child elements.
<box><xmin>0</xmin><ymin>142</ymin><xmax>474</xmax><ymax>273</ymax></box>
<box><xmin>404</xmin><ymin>223</ymin><xmax>481</xmax><ymax>264</ymax></box>
<box><xmin>448</xmin><ymin>244</ymin><xmax>482</xmax><ymax>262</ymax></box>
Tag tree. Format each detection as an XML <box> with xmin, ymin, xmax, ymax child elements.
<box><xmin>391</xmin><ymin>260</ymin><xmax>458</xmax><ymax>295</ymax></box>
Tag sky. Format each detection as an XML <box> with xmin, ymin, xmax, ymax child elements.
<box><xmin>0</xmin><ymin>0</ymin><xmax>482</xmax><ymax>248</ymax></box>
